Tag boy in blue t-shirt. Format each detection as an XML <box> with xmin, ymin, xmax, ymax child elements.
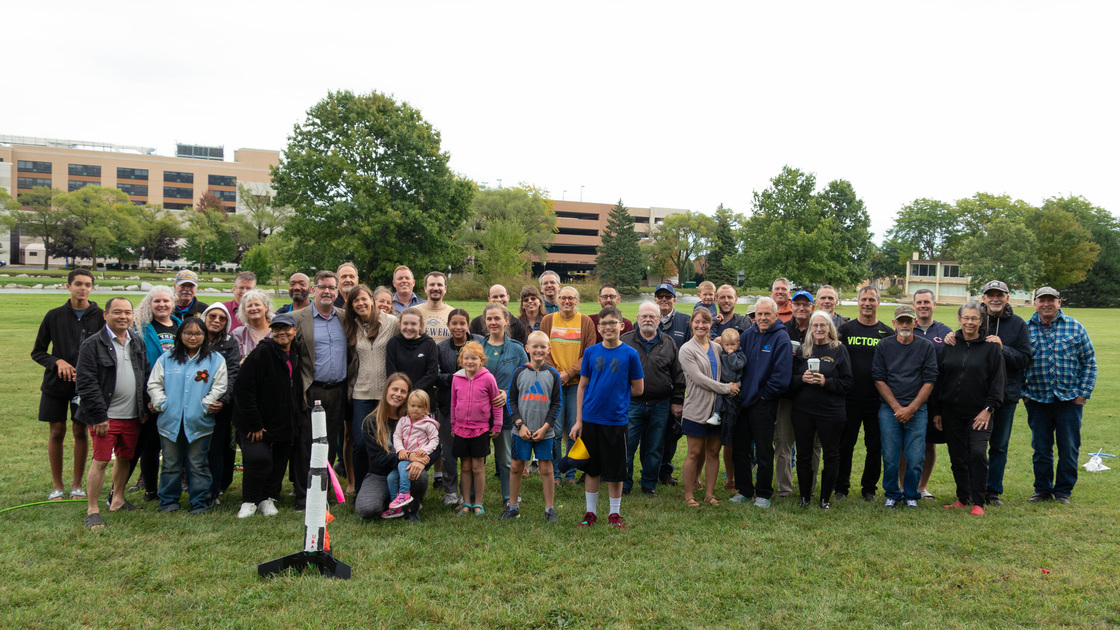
<box><xmin>572</xmin><ymin>307</ymin><xmax>644</xmax><ymax>529</ymax></box>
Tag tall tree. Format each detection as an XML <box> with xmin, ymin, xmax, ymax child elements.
<box><xmin>651</xmin><ymin>210</ymin><xmax>716</xmax><ymax>285</ymax></box>
<box><xmin>130</xmin><ymin>205</ymin><xmax>182</xmax><ymax>270</ymax></box>
<box><xmin>737</xmin><ymin>166</ymin><xmax>872</xmax><ymax>287</ymax></box>
<box><xmin>237</xmin><ymin>183</ymin><xmax>291</xmax><ymax>243</ymax></box>
<box><xmin>0</xmin><ymin>186</ymin><xmax>66</xmax><ymax>269</ymax></box>
<box><xmin>461</xmin><ymin>184</ymin><xmax>556</xmax><ymax>278</ymax></box>
<box><xmin>595</xmin><ymin>199</ymin><xmax>644</xmax><ymax>293</ymax></box>
<box><xmin>958</xmin><ymin>218</ymin><xmax>1044</xmax><ymax>292</ymax></box>
<box><xmin>886</xmin><ymin>198</ymin><xmax>960</xmax><ymax>260</ymax></box>
<box><xmin>1047</xmin><ymin>195</ymin><xmax>1120</xmax><ymax>307</ymax></box>
<box><xmin>705</xmin><ymin>203</ymin><xmax>741</xmax><ymax>287</ymax></box>
<box><xmin>182</xmin><ymin>203</ymin><xmax>238</xmax><ymax>268</ymax></box>
<box><xmin>868</xmin><ymin>238</ymin><xmax>908</xmax><ymax>280</ymax></box>
<box><xmin>54</xmin><ymin>186</ymin><xmax>136</xmax><ymax>271</ymax></box>
<box><xmin>954</xmin><ymin>192</ymin><xmax>1036</xmax><ymax>234</ymax></box>
<box><xmin>271</xmin><ymin>90</ymin><xmax>475</xmax><ymax>284</ymax></box>
<box><xmin>1023</xmin><ymin>205</ymin><xmax>1100</xmax><ymax>290</ymax></box>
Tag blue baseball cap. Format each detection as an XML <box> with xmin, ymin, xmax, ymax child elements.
<box><xmin>791</xmin><ymin>290</ymin><xmax>814</xmax><ymax>303</ymax></box>
<box><xmin>655</xmin><ymin>283</ymin><xmax>676</xmax><ymax>297</ymax></box>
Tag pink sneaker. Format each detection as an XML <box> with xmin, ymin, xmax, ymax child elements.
<box><xmin>381</xmin><ymin>506</ymin><xmax>404</xmax><ymax>519</ymax></box>
<box><xmin>389</xmin><ymin>492</ymin><xmax>413</xmax><ymax>509</ymax></box>
<box><xmin>970</xmin><ymin>505</ymin><xmax>985</xmax><ymax>517</ymax></box>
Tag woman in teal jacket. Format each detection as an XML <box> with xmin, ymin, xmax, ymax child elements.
<box><xmin>147</xmin><ymin>317</ymin><xmax>228</xmax><ymax>514</ymax></box>
<box><xmin>129</xmin><ymin>285</ymin><xmax>181</xmax><ymax>500</ymax></box>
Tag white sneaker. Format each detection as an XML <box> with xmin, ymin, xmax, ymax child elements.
<box><xmin>884</xmin><ymin>499</ymin><xmax>897</xmax><ymax>509</ymax></box>
<box><xmin>705</xmin><ymin>412</ymin><xmax>721</xmax><ymax>426</ymax></box>
<box><xmin>237</xmin><ymin>502</ymin><xmax>258</xmax><ymax>518</ymax></box>
<box><xmin>258</xmin><ymin>498</ymin><xmax>279</xmax><ymax>517</ymax></box>
<box><xmin>904</xmin><ymin>499</ymin><xmax>919</xmax><ymax>508</ymax></box>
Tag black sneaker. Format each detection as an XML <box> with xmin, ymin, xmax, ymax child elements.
<box><xmin>819</xmin><ymin>500</ymin><xmax>831</xmax><ymax>511</ymax></box>
<box><xmin>660</xmin><ymin>476</ymin><xmax>680</xmax><ymax>486</ymax></box>
<box><xmin>641</xmin><ymin>487</ymin><xmax>657</xmax><ymax>497</ymax></box>
<box><xmin>1028</xmin><ymin>492</ymin><xmax>1053</xmax><ymax>503</ymax></box>
<box><xmin>406</xmin><ymin>511</ymin><xmax>421</xmax><ymax>523</ymax></box>
<box><xmin>1054</xmin><ymin>495</ymin><xmax>1071</xmax><ymax>505</ymax></box>
<box><xmin>498</xmin><ymin>505</ymin><xmax>521</xmax><ymax>521</ymax></box>
<box><xmin>987</xmin><ymin>496</ymin><xmax>1003</xmax><ymax>507</ymax></box>
<box><xmin>544</xmin><ymin>507</ymin><xmax>558</xmax><ymax>522</ymax></box>
<box><xmin>798</xmin><ymin>498</ymin><xmax>810</xmax><ymax>508</ymax></box>
<box><xmin>622</xmin><ymin>487</ymin><xmax>632</xmax><ymax>496</ymax></box>
<box><xmin>833</xmin><ymin>491</ymin><xmax>848</xmax><ymax>500</ymax></box>
<box><xmin>862</xmin><ymin>492</ymin><xmax>876</xmax><ymax>502</ymax></box>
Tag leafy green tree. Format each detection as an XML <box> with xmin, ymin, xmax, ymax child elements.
<box><xmin>54</xmin><ymin>186</ymin><xmax>136</xmax><ymax>271</ymax></box>
<box><xmin>737</xmin><ymin>166</ymin><xmax>873</xmax><ymax>287</ymax></box>
<box><xmin>240</xmin><ymin>244</ymin><xmax>274</xmax><ymax>284</ymax></box>
<box><xmin>1046</xmin><ymin>195</ymin><xmax>1120</xmax><ymax>307</ymax></box>
<box><xmin>651</xmin><ymin>210</ymin><xmax>716</xmax><ymax>285</ymax></box>
<box><xmin>958</xmin><ymin>218</ymin><xmax>1044</xmax><ymax>292</ymax></box>
<box><xmin>1023</xmin><ymin>205</ymin><xmax>1099</xmax><ymax>290</ymax></box>
<box><xmin>461</xmin><ymin>184</ymin><xmax>556</xmax><ymax>278</ymax></box>
<box><xmin>954</xmin><ymin>192</ymin><xmax>1037</xmax><ymax>234</ymax></box>
<box><xmin>886</xmin><ymin>198</ymin><xmax>961</xmax><ymax>260</ymax></box>
<box><xmin>130</xmin><ymin>205</ymin><xmax>182</xmax><ymax>270</ymax></box>
<box><xmin>595</xmin><ymin>199</ymin><xmax>644</xmax><ymax>293</ymax></box>
<box><xmin>705</xmin><ymin>203</ymin><xmax>741</xmax><ymax>287</ymax></box>
<box><xmin>237</xmin><ymin>183</ymin><xmax>290</xmax><ymax>243</ymax></box>
<box><xmin>0</xmin><ymin>186</ymin><xmax>66</xmax><ymax>269</ymax></box>
<box><xmin>271</xmin><ymin>90</ymin><xmax>475</xmax><ymax>284</ymax></box>
<box><xmin>182</xmin><ymin>205</ymin><xmax>237</xmax><ymax>268</ymax></box>
<box><xmin>868</xmin><ymin>238</ymin><xmax>908</xmax><ymax>280</ymax></box>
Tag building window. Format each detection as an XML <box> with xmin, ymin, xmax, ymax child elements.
<box><xmin>118</xmin><ymin>167</ymin><xmax>149</xmax><ymax>180</ymax></box>
<box><xmin>213</xmin><ymin>189</ymin><xmax>237</xmax><ymax>202</ymax></box>
<box><xmin>555</xmin><ymin>210</ymin><xmax>600</xmax><ymax>221</ymax></box>
<box><xmin>68</xmin><ymin>180</ymin><xmax>96</xmax><ymax>192</ymax></box>
<box><xmin>164</xmin><ymin>171</ymin><xmax>194</xmax><ymax>184</ymax></box>
<box><xmin>910</xmin><ymin>263</ymin><xmax>936</xmax><ymax>277</ymax></box>
<box><xmin>17</xmin><ymin>160</ymin><xmax>52</xmax><ymax>174</ymax></box>
<box><xmin>17</xmin><ymin>177</ymin><xmax>53</xmax><ymax>189</ymax></box>
<box><xmin>163</xmin><ymin>202</ymin><xmax>191</xmax><ymax>210</ymax></box>
<box><xmin>556</xmin><ymin>227</ymin><xmax>599</xmax><ymax>237</ymax></box>
<box><xmin>164</xmin><ymin>186</ymin><xmax>194</xmax><ymax>199</ymax></box>
<box><xmin>632</xmin><ymin>216</ymin><xmax>650</xmax><ymax>224</ymax></box>
<box><xmin>118</xmin><ymin>183</ymin><xmax>149</xmax><ymax>196</ymax></box>
<box><xmin>941</xmin><ymin>265</ymin><xmax>961</xmax><ymax>278</ymax></box>
<box><xmin>545</xmin><ymin>244</ymin><xmax>600</xmax><ymax>256</ymax></box>
<box><xmin>208</xmin><ymin>174</ymin><xmax>237</xmax><ymax>187</ymax></box>
<box><xmin>68</xmin><ymin>164</ymin><xmax>102</xmax><ymax>177</ymax></box>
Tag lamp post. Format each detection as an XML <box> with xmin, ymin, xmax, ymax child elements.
<box><xmin>580</xmin><ymin>185</ymin><xmax>584</xmax><ymax>202</ymax></box>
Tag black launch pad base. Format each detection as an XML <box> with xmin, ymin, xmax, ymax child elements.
<box><xmin>258</xmin><ymin>551</ymin><xmax>352</xmax><ymax>579</ymax></box>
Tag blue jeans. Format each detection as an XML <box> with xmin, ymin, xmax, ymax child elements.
<box><xmin>985</xmin><ymin>402</ymin><xmax>1017</xmax><ymax>498</ymax></box>
<box><xmin>388</xmin><ymin>459</ymin><xmax>412</xmax><ymax>497</ymax></box>
<box><xmin>553</xmin><ymin>385</ymin><xmax>579</xmax><ymax>481</ymax></box>
<box><xmin>351</xmin><ymin>398</ymin><xmax>378</xmax><ymax>494</ymax></box>
<box><xmin>494</xmin><ymin>428</ymin><xmax>512</xmax><ymax>502</ymax></box>
<box><xmin>878</xmin><ymin>403</ymin><xmax>928</xmax><ymax>501</ymax></box>
<box><xmin>625</xmin><ymin>399</ymin><xmax>670</xmax><ymax>491</ymax></box>
<box><xmin>1025</xmin><ymin>399</ymin><xmax>1082</xmax><ymax>497</ymax></box>
<box><xmin>159</xmin><ymin>432</ymin><xmax>213</xmax><ymax>511</ymax></box>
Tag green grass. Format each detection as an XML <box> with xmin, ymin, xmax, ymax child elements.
<box><xmin>2</xmin><ymin>295</ymin><xmax>1117</xmax><ymax>628</ymax></box>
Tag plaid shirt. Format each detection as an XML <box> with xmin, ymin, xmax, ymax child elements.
<box><xmin>1023</xmin><ymin>309</ymin><xmax>1096</xmax><ymax>403</ymax></box>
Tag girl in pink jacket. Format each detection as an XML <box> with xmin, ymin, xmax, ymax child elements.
<box><xmin>450</xmin><ymin>341</ymin><xmax>503</xmax><ymax>515</ymax></box>
<box><xmin>382</xmin><ymin>389</ymin><xmax>441</xmax><ymax>518</ymax></box>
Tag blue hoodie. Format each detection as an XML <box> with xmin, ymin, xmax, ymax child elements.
<box><xmin>738</xmin><ymin>318</ymin><xmax>792</xmax><ymax>408</ymax></box>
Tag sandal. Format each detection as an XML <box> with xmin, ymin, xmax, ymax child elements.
<box><xmin>457</xmin><ymin>502</ymin><xmax>471</xmax><ymax>516</ymax></box>
<box><xmin>69</xmin><ymin>488</ymin><xmax>87</xmax><ymax>499</ymax></box>
<box><xmin>48</xmin><ymin>489</ymin><xmax>66</xmax><ymax>501</ymax></box>
<box><xmin>83</xmin><ymin>513</ymin><xmax>105</xmax><ymax>530</ymax></box>
<box><xmin>706</xmin><ymin>496</ymin><xmax>721</xmax><ymax>506</ymax></box>
<box><xmin>685</xmin><ymin>497</ymin><xmax>700</xmax><ymax>507</ymax></box>
<box><xmin>109</xmin><ymin>500</ymin><xmax>143</xmax><ymax>512</ymax></box>
<box><xmin>472</xmin><ymin>504</ymin><xmax>485</xmax><ymax>515</ymax></box>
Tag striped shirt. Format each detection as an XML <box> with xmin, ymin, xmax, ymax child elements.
<box><xmin>1023</xmin><ymin>309</ymin><xmax>1096</xmax><ymax>403</ymax></box>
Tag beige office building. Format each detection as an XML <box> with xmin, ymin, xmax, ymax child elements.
<box><xmin>1</xmin><ymin>135</ymin><xmax>278</xmax><ymax>265</ymax></box>
<box><xmin>541</xmin><ymin>199</ymin><xmax>683</xmax><ymax>279</ymax></box>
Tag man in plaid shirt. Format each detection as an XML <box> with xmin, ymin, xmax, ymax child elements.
<box><xmin>1022</xmin><ymin>286</ymin><xmax>1096</xmax><ymax>505</ymax></box>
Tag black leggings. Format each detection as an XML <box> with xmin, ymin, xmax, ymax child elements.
<box><xmin>792</xmin><ymin>411</ymin><xmax>844</xmax><ymax>502</ymax></box>
<box><xmin>943</xmin><ymin>409</ymin><xmax>992</xmax><ymax>506</ymax></box>
<box><xmin>128</xmin><ymin>417</ymin><xmax>161</xmax><ymax>494</ymax></box>
<box><xmin>240</xmin><ymin>437</ymin><xmax>293</xmax><ymax>505</ymax></box>
<box><xmin>837</xmin><ymin>398</ymin><xmax>881</xmax><ymax>496</ymax></box>
<box><xmin>732</xmin><ymin>399</ymin><xmax>776</xmax><ymax>500</ymax></box>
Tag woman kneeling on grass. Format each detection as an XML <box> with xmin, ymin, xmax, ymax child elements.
<box><xmin>355</xmin><ymin>374</ymin><xmax>432</xmax><ymax>523</ymax></box>
<box><xmin>233</xmin><ymin>312</ymin><xmax>301</xmax><ymax>518</ymax></box>
<box><xmin>147</xmin><ymin>317</ymin><xmax>228</xmax><ymax>514</ymax></box>
<box><xmin>382</xmin><ymin>390</ymin><xmax>439</xmax><ymax>519</ymax></box>
<box><xmin>451</xmin><ymin>341</ymin><xmax>504</xmax><ymax>516</ymax></box>
<box><xmin>932</xmin><ymin>302</ymin><xmax>1006</xmax><ymax>517</ymax></box>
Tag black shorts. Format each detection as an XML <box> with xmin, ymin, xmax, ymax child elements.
<box><xmin>453</xmin><ymin>434</ymin><xmax>491</xmax><ymax>458</ymax></box>
<box><xmin>580</xmin><ymin>422</ymin><xmax>627</xmax><ymax>482</ymax></box>
<box><xmin>39</xmin><ymin>393</ymin><xmax>79</xmax><ymax>423</ymax></box>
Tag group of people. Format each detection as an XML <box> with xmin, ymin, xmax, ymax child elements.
<box><xmin>31</xmin><ymin>265</ymin><xmax>1096</xmax><ymax>531</ymax></box>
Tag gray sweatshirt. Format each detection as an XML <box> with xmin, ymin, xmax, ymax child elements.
<box><xmin>507</xmin><ymin>363</ymin><xmax>563</xmax><ymax>439</ymax></box>
<box><xmin>871</xmin><ymin>335</ymin><xmax>938</xmax><ymax>406</ymax></box>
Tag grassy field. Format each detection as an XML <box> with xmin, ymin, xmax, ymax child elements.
<box><xmin>2</xmin><ymin>294</ymin><xmax>1117</xmax><ymax>629</ymax></box>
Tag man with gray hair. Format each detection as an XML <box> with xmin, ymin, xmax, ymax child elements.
<box><xmin>620</xmin><ymin>302</ymin><xmax>684</xmax><ymax>496</ymax></box>
<box><xmin>223</xmin><ymin>271</ymin><xmax>257</xmax><ymax>332</ymax></box>
<box><xmin>539</xmin><ymin>270</ymin><xmax>561</xmax><ymax>314</ymax></box>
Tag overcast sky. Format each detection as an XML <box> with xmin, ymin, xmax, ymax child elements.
<box><xmin>5</xmin><ymin>1</ymin><xmax>1117</xmax><ymax>241</ymax></box>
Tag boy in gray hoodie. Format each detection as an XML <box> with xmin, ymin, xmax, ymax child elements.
<box><xmin>505</xmin><ymin>331</ymin><xmax>563</xmax><ymax>521</ymax></box>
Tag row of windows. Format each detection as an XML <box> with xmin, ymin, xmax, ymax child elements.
<box><xmin>118</xmin><ymin>167</ymin><xmax>148</xmax><ymax>180</ymax></box>
<box><xmin>17</xmin><ymin>160</ymin><xmax>52</xmax><ymax>173</ymax></box>
<box><xmin>164</xmin><ymin>171</ymin><xmax>194</xmax><ymax>184</ymax></box>
<box><xmin>68</xmin><ymin>180</ymin><xmax>96</xmax><ymax>192</ymax></box>
<box><xmin>209</xmin><ymin>174</ymin><xmax>236</xmax><ymax>187</ymax></box>
<box><xmin>556</xmin><ymin>227</ymin><xmax>599</xmax><ymax>237</ymax></box>
<box><xmin>214</xmin><ymin>190</ymin><xmax>237</xmax><ymax>202</ymax></box>
<box><xmin>68</xmin><ymin>164</ymin><xmax>102</xmax><ymax>177</ymax></box>
<box><xmin>910</xmin><ymin>263</ymin><xmax>961</xmax><ymax>278</ymax></box>
<box><xmin>545</xmin><ymin>244</ymin><xmax>599</xmax><ymax>256</ymax></box>
<box><xmin>555</xmin><ymin>210</ymin><xmax>600</xmax><ymax>221</ymax></box>
<box><xmin>164</xmin><ymin>202</ymin><xmax>191</xmax><ymax>210</ymax></box>
<box><xmin>17</xmin><ymin>176</ymin><xmax>52</xmax><ymax>188</ymax></box>
<box><xmin>118</xmin><ymin>184</ymin><xmax>148</xmax><ymax>196</ymax></box>
<box><xmin>164</xmin><ymin>187</ymin><xmax>193</xmax><ymax>199</ymax></box>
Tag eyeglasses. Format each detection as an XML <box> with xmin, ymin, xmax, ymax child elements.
<box><xmin>181</xmin><ymin>330</ymin><xmax>205</xmax><ymax>337</ymax></box>
<box><xmin>654</xmin><ymin>295</ymin><xmax>673</xmax><ymax>300</ymax></box>
<box><xmin>316</xmin><ymin>285</ymin><xmax>338</xmax><ymax>291</ymax></box>
<box><xmin>960</xmin><ymin>316</ymin><xmax>982</xmax><ymax>323</ymax></box>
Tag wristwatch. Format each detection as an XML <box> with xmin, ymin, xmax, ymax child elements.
<box><xmin>984</xmin><ymin>406</ymin><xmax>995</xmax><ymax>414</ymax></box>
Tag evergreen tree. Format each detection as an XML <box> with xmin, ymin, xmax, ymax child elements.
<box><xmin>705</xmin><ymin>203</ymin><xmax>740</xmax><ymax>287</ymax></box>
<box><xmin>596</xmin><ymin>199</ymin><xmax>644</xmax><ymax>293</ymax></box>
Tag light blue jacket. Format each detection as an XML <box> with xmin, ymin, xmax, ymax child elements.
<box><xmin>147</xmin><ymin>350</ymin><xmax>228</xmax><ymax>443</ymax></box>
